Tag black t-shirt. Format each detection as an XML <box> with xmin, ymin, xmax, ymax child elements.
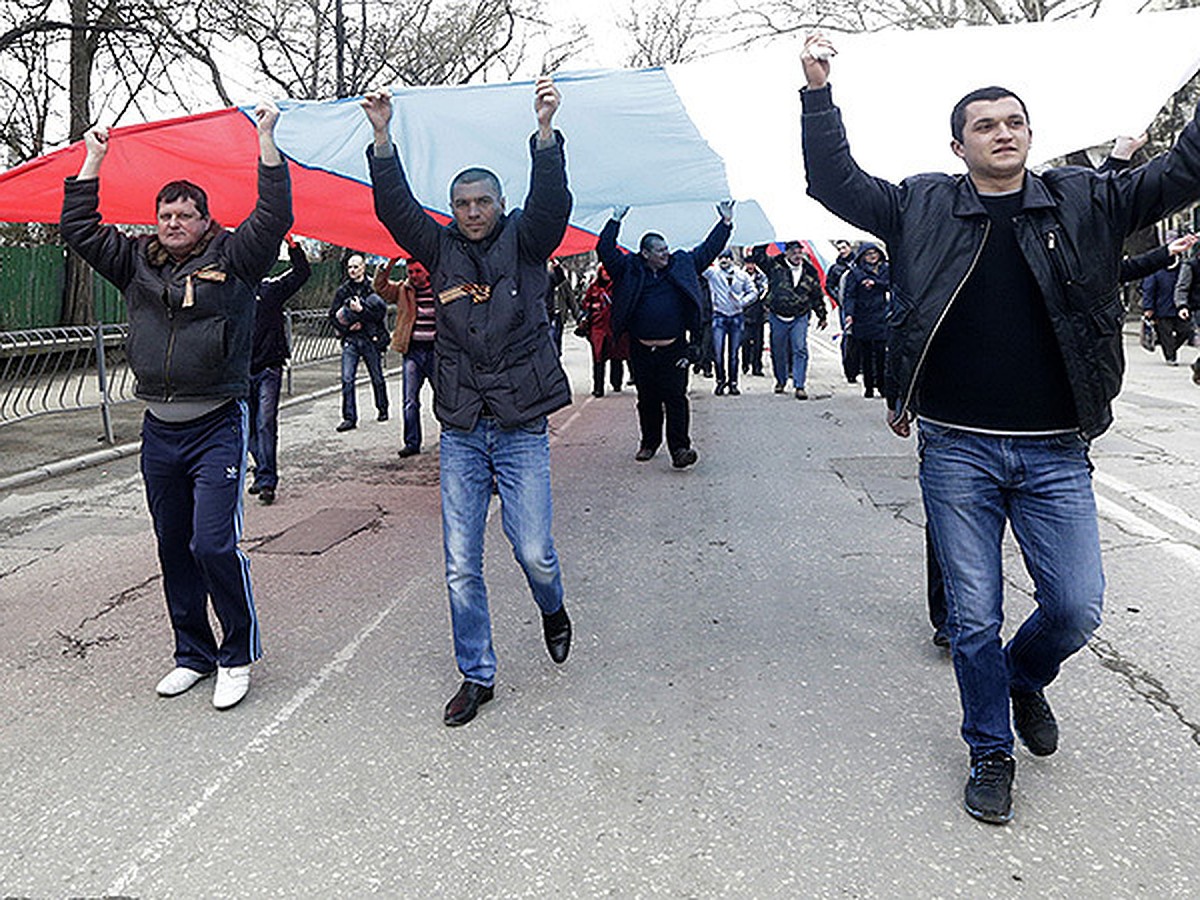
<box><xmin>915</xmin><ymin>191</ymin><xmax>1077</xmax><ymax>433</ymax></box>
<box><xmin>628</xmin><ymin>267</ymin><xmax>688</xmax><ymax>341</ymax></box>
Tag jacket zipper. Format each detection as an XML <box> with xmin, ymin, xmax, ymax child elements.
<box><xmin>163</xmin><ymin>286</ymin><xmax>177</xmax><ymax>399</ymax></box>
<box><xmin>900</xmin><ymin>219</ymin><xmax>990</xmax><ymax>418</ymax></box>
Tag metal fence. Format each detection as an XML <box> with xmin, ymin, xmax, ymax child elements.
<box><xmin>0</xmin><ymin>309</ymin><xmax>360</xmax><ymax>443</ymax></box>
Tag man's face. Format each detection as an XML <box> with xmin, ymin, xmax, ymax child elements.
<box><xmin>156</xmin><ymin>198</ymin><xmax>210</xmax><ymax>258</ymax></box>
<box><xmin>719</xmin><ymin>256</ymin><xmax>733</xmax><ymax>272</ymax></box>
<box><xmin>451</xmin><ymin>180</ymin><xmax>505</xmax><ymax>241</ymax></box>
<box><xmin>784</xmin><ymin>244</ymin><xmax>804</xmax><ymax>266</ymax></box>
<box><xmin>641</xmin><ymin>239</ymin><xmax>670</xmax><ymax>271</ymax></box>
<box><xmin>407</xmin><ymin>260</ymin><xmax>430</xmax><ymax>288</ymax></box>
<box><xmin>951</xmin><ymin>97</ymin><xmax>1031</xmax><ymax>183</ymax></box>
<box><xmin>835</xmin><ymin>241</ymin><xmax>852</xmax><ymax>259</ymax></box>
<box><xmin>346</xmin><ymin>255</ymin><xmax>366</xmax><ymax>281</ymax></box>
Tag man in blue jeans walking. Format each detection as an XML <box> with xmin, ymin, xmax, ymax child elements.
<box><xmin>802</xmin><ymin>34</ymin><xmax>1200</xmax><ymax>823</ymax></box>
<box><xmin>249</xmin><ymin>236</ymin><xmax>311</xmax><ymax>504</ymax></box>
<box><xmin>362</xmin><ymin>76</ymin><xmax>574</xmax><ymax>726</ymax></box>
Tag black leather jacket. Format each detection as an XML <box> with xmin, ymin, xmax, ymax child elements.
<box><xmin>802</xmin><ymin>85</ymin><xmax>1200</xmax><ymax>439</ymax></box>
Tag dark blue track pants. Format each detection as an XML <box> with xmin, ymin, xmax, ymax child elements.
<box><xmin>140</xmin><ymin>401</ymin><xmax>261</xmax><ymax>670</ymax></box>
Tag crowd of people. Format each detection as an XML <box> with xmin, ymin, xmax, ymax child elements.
<box><xmin>59</xmin><ymin>36</ymin><xmax>1200</xmax><ymax>828</ymax></box>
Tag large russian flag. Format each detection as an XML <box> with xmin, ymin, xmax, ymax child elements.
<box><xmin>1</xmin><ymin>9</ymin><xmax>1199</xmax><ymax>255</ymax></box>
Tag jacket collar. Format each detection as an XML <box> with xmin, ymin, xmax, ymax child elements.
<box><xmin>951</xmin><ymin>170</ymin><xmax>1057</xmax><ymax>218</ymax></box>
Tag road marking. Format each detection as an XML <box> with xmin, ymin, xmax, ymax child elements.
<box><xmin>1094</xmin><ymin>469</ymin><xmax>1200</xmax><ymax>540</ymax></box>
<box><xmin>108</xmin><ymin>390</ymin><xmax>585</xmax><ymax>894</ymax></box>
<box><xmin>106</xmin><ymin>574</ymin><xmax>435</xmax><ymax>896</ymax></box>
<box><xmin>1094</xmin><ymin>493</ymin><xmax>1200</xmax><ymax>572</ymax></box>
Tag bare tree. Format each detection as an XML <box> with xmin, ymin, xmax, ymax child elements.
<box><xmin>618</xmin><ymin>0</ymin><xmax>718</xmax><ymax>67</ymax></box>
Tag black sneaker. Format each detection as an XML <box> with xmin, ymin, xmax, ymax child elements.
<box><xmin>671</xmin><ymin>447</ymin><xmax>698</xmax><ymax>469</ymax></box>
<box><xmin>1011</xmin><ymin>688</ymin><xmax>1058</xmax><ymax>756</ymax></box>
<box><xmin>258</xmin><ymin>487</ymin><xmax>275</xmax><ymax>506</ymax></box>
<box><xmin>963</xmin><ymin>753</ymin><xmax>1015</xmax><ymax>824</ymax></box>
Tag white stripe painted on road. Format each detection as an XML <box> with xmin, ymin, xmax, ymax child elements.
<box><xmin>1094</xmin><ymin>469</ymin><xmax>1200</xmax><ymax>540</ymax></box>
<box><xmin>107</xmin><ymin>391</ymin><xmax>586</xmax><ymax>894</ymax></box>
<box><xmin>106</xmin><ymin>573</ymin><xmax>437</xmax><ymax>896</ymax></box>
<box><xmin>1095</xmin><ymin>493</ymin><xmax>1200</xmax><ymax>572</ymax></box>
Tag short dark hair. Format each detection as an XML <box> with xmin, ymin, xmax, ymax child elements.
<box><xmin>784</xmin><ymin>240</ymin><xmax>803</xmax><ymax>251</ymax></box>
<box><xmin>156</xmin><ymin>180</ymin><xmax>209</xmax><ymax>218</ymax></box>
<box><xmin>449</xmin><ymin>167</ymin><xmax>503</xmax><ymax>201</ymax></box>
<box><xmin>950</xmin><ymin>86</ymin><xmax>1029</xmax><ymax>143</ymax></box>
<box><xmin>640</xmin><ymin>232</ymin><xmax>667</xmax><ymax>253</ymax></box>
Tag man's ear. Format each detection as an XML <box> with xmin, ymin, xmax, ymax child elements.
<box><xmin>498</xmin><ymin>196</ymin><xmax>507</xmax><ymax>214</ymax></box>
<box><xmin>950</xmin><ymin>139</ymin><xmax>965</xmax><ymax>161</ymax></box>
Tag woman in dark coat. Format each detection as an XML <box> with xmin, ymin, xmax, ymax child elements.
<box><xmin>579</xmin><ymin>265</ymin><xmax>627</xmax><ymax>396</ymax></box>
<box><xmin>842</xmin><ymin>242</ymin><xmax>890</xmax><ymax>398</ymax></box>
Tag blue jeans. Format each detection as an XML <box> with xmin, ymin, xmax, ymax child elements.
<box><xmin>440</xmin><ymin>416</ymin><xmax>565</xmax><ymax>686</ymax></box>
<box><xmin>711</xmin><ymin>313</ymin><xmax>744</xmax><ymax>387</ymax></box>
<box><xmin>248</xmin><ymin>366</ymin><xmax>282</xmax><ymax>489</ymax></box>
<box><xmin>402</xmin><ymin>342</ymin><xmax>436</xmax><ymax>452</ymax></box>
<box><xmin>340</xmin><ymin>335</ymin><xmax>388</xmax><ymax>424</ymax></box>
<box><xmin>769</xmin><ymin>312</ymin><xmax>811</xmax><ymax>389</ymax></box>
<box><xmin>918</xmin><ymin>421</ymin><xmax>1104</xmax><ymax>759</ymax></box>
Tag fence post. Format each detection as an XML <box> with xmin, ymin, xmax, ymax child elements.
<box><xmin>94</xmin><ymin>324</ymin><xmax>115</xmax><ymax>445</ymax></box>
<box><xmin>285</xmin><ymin>310</ymin><xmax>294</xmax><ymax>396</ymax></box>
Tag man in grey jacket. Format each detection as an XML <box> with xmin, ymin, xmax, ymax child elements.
<box><xmin>362</xmin><ymin>77</ymin><xmax>573</xmax><ymax>726</ymax></box>
<box><xmin>60</xmin><ymin>102</ymin><xmax>292</xmax><ymax>711</ymax></box>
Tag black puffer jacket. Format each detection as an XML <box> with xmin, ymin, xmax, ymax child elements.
<box><xmin>802</xmin><ymin>85</ymin><xmax>1200</xmax><ymax>439</ymax></box>
<box><xmin>61</xmin><ymin>164</ymin><xmax>293</xmax><ymax>402</ymax></box>
<box><xmin>369</xmin><ymin>133</ymin><xmax>573</xmax><ymax>431</ymax></box>
<box><xmin>747</xmin><ymin>245</ymin><xmax>827</xmax><ymax>323</ymax></box>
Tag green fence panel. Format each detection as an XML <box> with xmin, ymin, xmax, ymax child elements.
<box><xmin>0</xmin><ymin>245</ymin><xmax>64</xmax><ymax>330</ymax></box>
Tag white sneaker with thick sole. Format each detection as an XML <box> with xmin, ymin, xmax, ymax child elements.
<box><xmin>156</xmin><ymin>667</ymin><xmax>212</xmax><ymax>697</ymax></box>
<box><xmin>212</xmin><ymin>665</ymin><xmax>251</xmax><ymax>710</ymax></box>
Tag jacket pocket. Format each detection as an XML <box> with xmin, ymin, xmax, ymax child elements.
<box><xmin>1089</xmin><ymin>296</ymin><xmax>1123</xmax><ymax>336</ymax></box>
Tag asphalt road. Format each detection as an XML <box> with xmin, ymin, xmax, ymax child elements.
<box><xmin>2</xmin><ymin>331</ymin><xmax>1199</xmax><ymax>898</ymax></box>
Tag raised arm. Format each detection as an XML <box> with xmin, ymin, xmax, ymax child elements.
<box><xmin>362</xmin><ymin>90</ymin><xmax>443</xmax><ymax>268</ymax></box>
<box><xmin>517</xmin><ymin>76</ymin><xmax>573</xmax><ymax>262</ymax></box>
<box><xmin>801</xmin><ymin>34</ymin><xmax>904</xmax><ymax>241</ymax></box>
<box><xmin>692</xmin><ymin>206</ymin><xmax>733</xmax><ymax>272</ymax></box>
<box><xmin>227</xmin><ymin>102</ymin><xmax>294</xmax><ymax>284</ymax></box>
<box><xmin>596</xmin><ymin>212</ymin><xmax>627</xmax><ymax>277</ymax></box>
<box><xmin>60</xmin><ymin>126</ymin><xmax>138</xmax><ymax>290</ymax></box>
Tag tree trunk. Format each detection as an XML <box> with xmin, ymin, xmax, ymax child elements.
<box><xmin>61</xmin><ymin>0</ymin><xmax>95</xmax><ymax>326</ymax></box>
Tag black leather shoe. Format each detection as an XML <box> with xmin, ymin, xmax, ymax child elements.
<box><xmin>335</xmin><ymin>420</ymin><xmax>356</xmax><ymax>433</ymax></box>
<box><xmin>377</xmin><ymin>410</ymin><xmax>389</xmax><ymax>422</ymax></box>
<box><xmin>258</xmin><ymin>487</ymin><xmax>275</xmax><ymax>506</ymax></box>
<box><xmin>542</xmin><ymin>606</ymin><xmax>571</xmax><ymax>664</ymax></box>
<box><xmin>635</xmin><ymin>446</ymin><xmax>656</xmax><ymax>462</ymax></box>
<box><xmin>671</xmin><ymin>447</ymin><xmax>698</xmax><ymax>469</ymax></box>
<box><xmin>443</xmin><ymin>681</ymin><xmax>494</xmax><ymax>726</ymax></box>
<box><xmin>397</xmin><ymin>446</ymin><xmax>420</xmax><ymax>458</ymax></box>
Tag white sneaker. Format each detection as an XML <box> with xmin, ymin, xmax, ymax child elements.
<box><xmin>212</xmin><ymin>665</ymin><xmax>251</xmax><ymax>710</ymax></box>
<box><xmin>156</xmin><ymin>666</ymin><xmax>212</xmax><ymax>697</ymax></box>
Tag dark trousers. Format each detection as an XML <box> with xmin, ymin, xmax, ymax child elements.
<box><xmin>742</xmin><ymin>319</ymin><xmax>765</xmax><ymax>374</ymax></box>
<box><xmin>841</xmin><ymin>333</ymin><xmax>862</xmax><ymax>382</ymax></box>
<box><xmin>592</xmin><ymin>358</ymin><xmax>625</xmax><ymax>396</ymax></box>
<box><xmin>1154</xmin><ymin>316</ymin><xmax>1194</xmax><ymax>362</ymax></box>
<box><xmin>859</xmin><ymin>338</ymin><xmax>887</xmax><ymax>394</ymax></box>
<box><xmin>141</xmin><ymin>401</ymin><xmax>261</xmax><ymax>670</ymax></box>
<box><xmin>630</xmin><ymin>338</ymin><xmax>691</xmax><ymax>454</ymax></box>
<box><xmin>927</xmin><ymin>523</ymin><xmax>947</xmax><ymax>635</ymax></box>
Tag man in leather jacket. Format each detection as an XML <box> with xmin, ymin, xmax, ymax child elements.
<box><xmin>801</xmin><ymin>34</ymin><xmax>1200</xmax><ymax>825</ymax></box>
<box><xmin>60</xmin><ymin>102</ymin><xmax>292</xmax><ymax>711</ymax></box>
<box><xmin>362</xmin><ymin>77</ymin><xmax>573</xmax><ymax>727</ymax></box>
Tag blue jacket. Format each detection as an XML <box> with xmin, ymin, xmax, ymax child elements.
<box><xmin>1141</xmin><ymin>265</ymin><xmax>1181</xmax><ymax>318</ymax></box>
<box><xmin>599</xmin><ymin>217</ymin><xmax>732</xmax><ymax>349</ymax></box>
<box><xmin>368</xmin><ymin>133</ymin><xmax>573</xmax><ymax>431</ymax></box>
<box><xmin>842</xmin><ymin>242</ymin><xmax>891</xmax><ymax>342</ymax></box>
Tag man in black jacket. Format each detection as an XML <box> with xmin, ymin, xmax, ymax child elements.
<box><xmin>599</xmin><ymin>204</ymin><xmax>733</xmax><ymax>467</ymax></box>
<box><xmin>802</xmin><ymin>34</ymin><xmax>1200</xmax><ymax>825</ymax></box>
<box><xmin>60</xmin><ymin>102</ymin><xmax>292</xmax><ymax>711</ymax></box>
<box><xmin>329</xmin><ymin>253</ymin><xmax>389</xmax><ymax>432</ymax></box>
<box><xmin>362</xmin><ymin>76</ymin><xmax>573</xmax><ymax>727</ymax></box>
<box><xmin>248</xmin><ymin>236</ymin><xmax>311</xmax><ymax>505</ymax></box>
<box><xmin>748</xmin><ymin>241</ymin><xmax>827</xmax><ymax>399</ymax></box>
